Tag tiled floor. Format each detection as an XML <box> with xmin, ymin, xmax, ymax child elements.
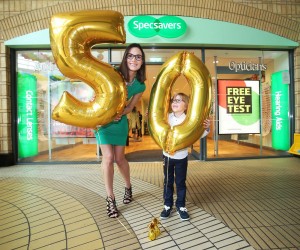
<box><xmin>0</xmin><ymin>157</ymin><xmax>299</xmax><ymax>249</ymax></box>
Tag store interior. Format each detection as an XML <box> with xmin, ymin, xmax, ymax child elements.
<box><xmin>16</xmin><ymin>48</ymin><xmax>291</xmax><ymax>163</ymax></box>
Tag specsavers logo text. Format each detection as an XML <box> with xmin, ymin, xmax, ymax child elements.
<box><xmin>128</xmin><ymin>16</ymin><xmax>187</xmax><ymax>38</ymax></box>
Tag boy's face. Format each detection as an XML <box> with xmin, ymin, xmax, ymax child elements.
<box><xmin>171</xmin><ymin>95</ymin><xmax>187</xmax><ymax>113</ymax></box>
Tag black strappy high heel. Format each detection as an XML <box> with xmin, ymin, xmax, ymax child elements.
<box><xmin>106</xmin><ymin>196</ymin><xmax>119</xmax><ymax>218</ymax></box>
<box><xmin>123</xmin><ymin>186</ymin><xmax>133</xmax><ymax>204</ymax></box>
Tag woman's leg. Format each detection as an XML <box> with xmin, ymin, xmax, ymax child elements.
<box><xmin>114</xmin><ymin>145</ymin><xmax>133</xmax><ymax>204</ymax></box>
<box><xmin>100</xmin><ymin>144</ymin><xmax>115</xmax><ymax>198</ymax></box>
<box><xmin>114</xmin><ymin>145</ymin><xmax>131</xmax><ymax>188</ymax></box>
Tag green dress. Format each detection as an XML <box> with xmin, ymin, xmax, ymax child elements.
<box><xmin>94</xmin><ymin>78</ymin><xmax>146</xmax><ymax>146</ymax></box>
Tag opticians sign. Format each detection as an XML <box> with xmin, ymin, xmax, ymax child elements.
<box><xmin>128</xmin><ymin>15</ymin><xmax>187</xmax><ymax>38</ymax></box>
<box><xmin>228</xmin><ymin>61</ymin><xmax>267</xmax><ymax>72</ymax></box>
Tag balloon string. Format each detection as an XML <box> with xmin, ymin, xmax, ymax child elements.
<box><xmin>117</xmin><ymin>217</ymin><xmax>131</xmax><ymax>234</ymax></box>
<box><xmin>164</xmin><ymin>156</ymin><xmax>170</xmax><ymax>202</ymax></box>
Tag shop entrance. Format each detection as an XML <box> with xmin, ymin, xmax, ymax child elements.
<box><xmin>15</xmin><ymin>48</ymin><xmax>292</xmax><ymax>163</ymax></box>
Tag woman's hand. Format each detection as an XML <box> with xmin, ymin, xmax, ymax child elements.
<box><xmin>114</xmin><ymin>106</ymin><xmax>131</xmax><ymax>121</ymax></box>
<box><xmin>122</xmin><ymin>92</ymin><xmax>144</xmax><ymax>116</ymax></box>
<box><xmin>114</xmin><ymin>92</ymin><xmax>144</xmax><ymax>121</ymax></box>
<box><xmin>122</xmin><ymin>106</ymin><xmax>131</xmax><ymax>116</ymax></box>
<box><xmin>114</xmin><ymin>113</ymin><xmax>122</xmax><ymax>121</ymax></box>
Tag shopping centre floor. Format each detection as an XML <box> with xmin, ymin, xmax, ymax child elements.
<box><xmin>0</xmin><ymin>156</ymin><xmax>299</xmax><ymax>250</ymax></box>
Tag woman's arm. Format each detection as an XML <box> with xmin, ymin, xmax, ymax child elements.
<box><xmin>114</xmin><ymin>92</ymin><xmax>144</xmax><ymax>121</ymax></box>
<box><xmin>123</xmin><ymin>92</ymin><xmax>143</xmax><ymax>115</ymax></box>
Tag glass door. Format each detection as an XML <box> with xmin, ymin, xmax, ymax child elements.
<box><xmin>204</xmin><ymin>49</ymin><xmax>292</xmax><ymax>159</ymax></box>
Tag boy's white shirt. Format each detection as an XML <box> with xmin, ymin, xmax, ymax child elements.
<box><xmin>163</xmin><ymin>112</ymin><xmax>209</xmax><ymax>160</ymax></box>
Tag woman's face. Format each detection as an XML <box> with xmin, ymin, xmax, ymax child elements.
<box><xmin>126</xmin><ymin>47</ymin><xmax>143</xmax><ymax>72</ymax></box>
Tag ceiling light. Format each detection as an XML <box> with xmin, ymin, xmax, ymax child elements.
<box><xmin>149</xmin><ymin>57</ymin><xmax>162</xmax><ymax>62</ymax></box>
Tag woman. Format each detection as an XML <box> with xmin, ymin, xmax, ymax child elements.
<box><xmin>94</xmin><ymin>43</ymin><xmax>146</xmax><ymax>218</ymax></box>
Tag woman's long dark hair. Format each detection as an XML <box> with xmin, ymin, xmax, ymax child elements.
<box><xmin>119</xmin><ymin>43</ymin><xmax>146</xmax><ymax>83</ymax></box>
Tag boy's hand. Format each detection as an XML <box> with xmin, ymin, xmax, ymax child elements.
<box><xmin>203</xmin><ymin>119</ymin><xmax>211</xmax><ymax>130</ymax></box>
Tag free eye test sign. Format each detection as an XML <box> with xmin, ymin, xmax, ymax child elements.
<box><xmin>128</xmin><ymin>15</ymin><xmax>187</xmax><ymax>38</ymax></box>
<box><xmin>226</xmin><ymin>87</ymin><xmax>252</xmax><ymax>114</ymax></box>
<box><xmin>218</xmin><ymin>79</ymin><xmax>260</xmax><ymax>134</ymax></box>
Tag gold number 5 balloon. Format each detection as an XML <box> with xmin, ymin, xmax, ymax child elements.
<box><xmin>148</xmin><ymin>52</ymin><xmax>212</xmax><ymax>154</ymax></box>
<box><xmin>50</xmin><ymin>10</ymin><xmax>127</xmax><ymax>128</ymax></box>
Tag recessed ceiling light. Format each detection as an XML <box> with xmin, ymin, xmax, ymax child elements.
<box><xmin>149</xmin><ymin>57</ymin><xmax>162</xmax><ymax>62</ymax></box>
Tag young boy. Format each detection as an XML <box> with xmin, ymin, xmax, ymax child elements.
<box><xmin>160</xmin><ymin>93</ymin><xmax>210</xmax><ymax>221</ymax></box>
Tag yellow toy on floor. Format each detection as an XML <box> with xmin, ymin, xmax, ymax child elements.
<box><xmin>288</xmin><ymin>134</ymin><xmax>300</xmax><ymax>156</ymax></box>
<box><xmin>148</xmin><ymin>218</ymin><xmax>161</xmax><ymax>240</ymax></box>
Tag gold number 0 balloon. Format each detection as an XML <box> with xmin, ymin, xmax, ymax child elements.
<box><xmin>50</xmin><ymin>10</ymin><xmax>127</xmax><ymax>128</ymax></box>
<box><xmin>148</xmin><ymin>52</ymin><xmax>212</xmax><ymax>154</ymax></box>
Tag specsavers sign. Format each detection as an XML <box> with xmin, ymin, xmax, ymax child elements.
<box><xmin>128</xmin><ymin>15</ymin><xmax>187</xmax><ymax>38</ymax></box>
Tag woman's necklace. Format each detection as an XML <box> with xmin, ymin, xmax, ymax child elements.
<box><xmin>127</xmin><ymin>78</ymin><xmax>135</xmax><ymax>86</ymax></box>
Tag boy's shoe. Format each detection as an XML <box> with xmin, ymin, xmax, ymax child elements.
<box><xmin>177</xmin><ymin>207</ymin><xmax>190</xmax><ymax>221</ymax></box>
<box><xmin>160</xmin><ymin>205</ymin><xmax>172</xmax><ymax>219</ymax></box>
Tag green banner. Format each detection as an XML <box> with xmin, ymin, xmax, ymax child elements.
<box><xmin>17</xmin><ymin>72</ymin><xmax>38</xmax><ymax>158</ymax></box>
<box><xmin>271</xmin><ymin>70</ymin><xmax>290</xmax><ymax>150</ymax></box>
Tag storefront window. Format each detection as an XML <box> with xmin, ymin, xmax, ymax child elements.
<box><xmin>16</xmin><ymin>50</ymin><xmax>109</xmax><ymax>162</ymax></box>
<box><xmin>15</xmin><ymin>48</ymin><xmax>292</xmax><ymax>162</ymax></box>
<box><xmin>200</xmin><ymin>49</ymin><xmax>291</xmax><ymax>159</ymax></box>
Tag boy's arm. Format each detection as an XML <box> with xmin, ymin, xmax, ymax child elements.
<box><xmin>200</xmin><ymin>119</ymin><xmax>211</xmax><ymax>138</ymax></box>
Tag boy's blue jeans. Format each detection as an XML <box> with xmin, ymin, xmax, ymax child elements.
<box><xmin>163</xmin><ymin>155</ymin><xmax>188</xmax><ymax>208</ymax></box>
